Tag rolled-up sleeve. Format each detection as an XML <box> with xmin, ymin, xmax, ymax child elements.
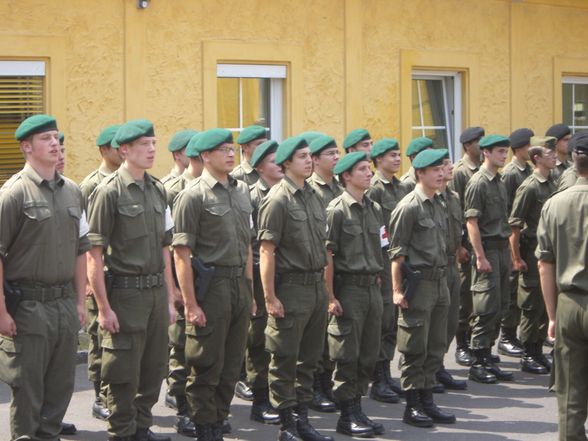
<box><xmin>388</xmin><ymin>203</ymin><xmax>413</xmax><ymax>260</ymax></box>
<box><xmin>326</xmin><ymin>205</ymin><xmax>342</xmax><ymax>253</ymax></box>
<box><xmin>86</xmin><ymin>184</ymin><xmax>115</xmax><ymax>248</ymax></box>
<box><xmin>0</xmin><ymin>192</ymin><xmax>19</xmax><ymax>259</ymax></box>
<box><xmin>509</xmin><ymin>183</ymin><xmax>533</xmax><ymax>228</ymax></box>
<box><xmin>464</xmin><ymin>179</ymin><xmax>483</xmax><ymax>219</ymax></box>
<box><xmin>172</xmin><ymin>189</ymin><xmax>200</xmax><ymax>252</ymax></box>
<box><xmin>257</xmin><ymin>196</ymin><xmax>284</xmax><ymax>246</ymax></box>
<box><xmin>535</xmin><ymin>201</ymin><xmax>555</xmax><ymax>262</ymax></box>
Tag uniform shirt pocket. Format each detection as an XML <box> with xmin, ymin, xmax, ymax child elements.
<box><xmin>117</xmin><ymin>203</ymin><xmax>147</xmax><ymax>240</ymax></box>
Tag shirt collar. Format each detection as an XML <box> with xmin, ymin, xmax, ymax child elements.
<box><xmin>181</xmin><ymin>168</ymin><xmax>197</xmax><ymax>182</ymax></box>
<box><xmin>283</xmin><ymin>175</ymin><xmax>307</xmax><ymax>196</ymax></box>
<box><xmin>533</xmin><ymin>170</ymin><xmax>549</xmax><ymax>183</ymax></box>
<box><xmin>463</xmin><ymin>155</ymin><xmax>479</xmax><ymax>171</ymax></box>
<box><xmin>512</xmin><ymin>157</ymin><xmax>530</xmax><ymax>172</ymax></box>
<box><xmin>341</xmin><ymin>189</ymin><xmax>369</xmax><ymax>208</ymax></box>
<box><xmin>241</xmin><ymin>160</ymin><xmax>254</xmax><ymax>174</ymax></box>
<box><xmin>375</xmin><ymin>170</ymin><xmax>400</xmax><ymax>185</ymax></box>
<box><xmin>256</xmin><ymin>177</ymin><xmax>270</xmax><ymax>192</ymax></box>
<box><xmin>118</xmin><ymin>165</ymin><xmax>151</xmax><ymax>188</ymax></box>
<box><xmin>22</xmin><ymin>163</ymin><xmax>64</xmax><ymax>187</ymax></box>
<box><xmin>414</xmin><ymin>185</ymin><xmax>435</xmax><ymax>203</ymax></box>
<box><xmin>201</xmin><ymin>168</ymin><xmax>237</xmax><ymax>190</ymax></box>
<box><xmin>480</xmin><ymin>164</ymin><xmax>498</xmax><ymax>181</ymax></box>
<box><xmin>576</xmin><ymin>177</ymin><xmax>588</xmax><ymax>186</ymax></box>
<box><xmin>98</xmin><ymin>163</ymin><xmax>114</xmax><ymax>177</ymax></box>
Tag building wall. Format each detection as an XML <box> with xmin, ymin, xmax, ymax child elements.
<box><xmin>1</xmin><ymin>0</ymin><xmax>587</xmax><ymax>181</ymax></box>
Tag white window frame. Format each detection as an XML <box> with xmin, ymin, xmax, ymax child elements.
<box><xmin>412</xmin><ymin>70</ymin><xmax>462</xmax><ymax>161</ymax></box>
<box><xmin>0</xmin><ymin>61</ymin><xmax>46</xmax><ymax>76</ymax></box>
<box><xmin>216</xmin><ymin>63</ymin><xmax>285</xmax><ymax>143</ymax></box>
<box><xmin>562</xmin><ymin>76</ymin><xmax>588</xmax><ymax>133</ymax></box>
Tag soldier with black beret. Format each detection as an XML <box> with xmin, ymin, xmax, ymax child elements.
<box><xmin>545</xmin><ymin>123</ymin><xmax>572</xmax><ymax>182</ymax></box>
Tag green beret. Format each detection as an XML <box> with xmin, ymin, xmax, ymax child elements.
<box><xmin>333</xmin><ymin>151</ymin><xmax>368</xmax><ymax>174</ymax></box>
<box><xmin>275</xmin><ymin>136</ymin><xmax>308</xmax><ymax>165</ymax></box>
<box><xmin>412</xmin><ymin>148</ymin><xmax>448</xmax><ymax>170</ymax></box>
<box><xmin>237</xmin><ymin>125</ymin><xmax>267</xmax><ymax>145</ymax></box>
<box><xmin>194</xmin><ymin>128</ymin><xmax>233</xmax><ymax>153</ymax></box>
<box><xmin>479</xmin><ymin>134</ymin><xmax>510</xmax><ymax>149</ymax></box>
<box><xmin>58</xmin><ymin>132</ymin><xmax>65</xmax><ymax>144</ymax></box>
<box><xmin>299</xmin><ymin>131</ymin><xmax>327</xmax><ymax>145</ymax></box>
<box><xmin>251</xmin><ymin>140</ymin><xmax>279</xmax><ymax>168</ymax></box>
<box><xmin>114</xmin><ymin>119</ymin><xmax>155</xmax><ymax>146</ymax></box>
<box><xmin>169</xmin><ymin>129</ymin><xmax>199</xmax><ymax>152</ymax></box>
<box><xmin>371</xmin><ymin>138</ymin><xmax>399</xmax><ymax>158</ymax></box>
<box><xmin>309</xmin><ymin>135</ymin><xmax>336</xmax><ymax>155</ymax></box>
<box><xmin>343</xmin><ymin>128</ymin><xmax>371</xmax><ymax>150</ymax></box>
<box><xmin>96</xmin><ymin>124</ymin><xmax>122</xmax><ymax>147</ymax></box>
<box><xmin>15</xmin><ymin>114</ymin><xmax>58</xmax><ymax>141</ymax></box>
<box><xmin>406</xmin><ymin>137</ymin><xmax>433</xmax><ymax>157</ymax></box>
<box><xmin>185</xmin><ymin>132</ymin><xmax>203</xmax><ymax>158</ymax></box>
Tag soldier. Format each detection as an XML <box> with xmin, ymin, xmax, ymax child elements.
<box><xmin>161</xmin><ymin>129</ymin><xmax>197</xmax><ymax>184</ymax></box>
<box><xmin>246</xmin><ymin>140</ymin><xmax>282</xmax><ymax>425</ymax></box>
<box><xmin>257</xmin><ymin>136</ymin><xmax>333</xmax><ymax>441</ymax></box>
<box><xmin>545</xmin><ymin>123</ymin><xmax>572</xmax><ymax>183</ymax></box>
<box><xmin>326</xmin><ymin>152</ymin><xmax>386</xmax><ymax>438</ymax></box>
<box><xmin>79</xmin><ymin>123</ymin><xmax>122</xmax><ymax>422</ymax></box>
<box><xmin>231</xmin><ymin>124</ymin><xmax>268</xmax><ymax>186</ymax></box>
<box><xmin>464</xmin><ymin>134</ymin><xmax>514</xmax><ymax>384</ymax></box>
<box><xmin>307</xmin><ymin>134</ymin><xmax>342</xmax><ymax>412</ymax></box>
<box><xmin>163</xmin><ymin>131</ymin><xmax>201</xmax><ymax>437</ymax></box>
<box><xmin>449</xmin><ymin>126</ymin><xmax>485</xmax><ymax>367</ymax></box>
<box><xmin>57</xmin><ymin>131</ymin><xmax>66</xmax><ymax>174</ymax></box>
<box><xmin>87</xmin><ymin>119</ymin><xmax>177</xmax><ymax>441</ymax></box>
<box><xmin>400</xmin><ymin>137</ymin><xmax>433</xmax><ymax>191</ymax></box>
<box><xmin>555</xmin><ymin>133</ymin><xmax>584</xmax><ymax>192</ymax></box>
<box><xmin>300</xmin><ymin>131</ymin><xmax>327</xmax><ymax>146</ymax></box>
<box><xmin>389</xmin><ymin>148</ymin><xmax>455</xmax><ymax>428</ymax></box>
<box><xmin>509</xmin><ymin>143</ymin><xmax>557</xmax><ymax>374</ymax></box>
<box><xmin>366</xmin><ymin>138</ymin><xmax>409</xmax><ymax>403</ymax></box>
<box><xmin>537</xmin><ymin>134</ymin><xmax>588</xmax><ymax>441</ymax></box>
<box><xmin>0</xmin><ymin>114</ymin><xmax>90</xmax><ymax>441</ymax></box>
<box><xmin>172</xmin><ymin>128</ymin><xmax>254</xmax><ymax>441</ymax></box>
<box><xmin>497</xmin><ymin>128</ymin><xmax>534</xmax><ymax>359</ymax></box>
<box><xmin>343</xmin><ymin>128</ymin><xmax>373</xmax><ymax>158</ymax></box>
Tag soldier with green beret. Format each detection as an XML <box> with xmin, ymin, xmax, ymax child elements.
<box><xmin>537</xmin><ymin>134</ymin><xmax>588</xmax><ymax>441</ymax></box>
<box><xmin>325</xmin><ymin>152</ymin><xmax>385</xmax><ymax>438</ymax></box>
<box><xmin>545</xmin><ymin>123</ymin><xmax>572</xmax><ymax>183</ymax></box>
<box><xmin>389</xmin><ymin>148</ymin><xmax>455</xmax><ymax>428</ymax></box>
<box><xmin>343</xmin><ymin>128</ymin><xmax>372</xmax><ymax>158</ymax></box>
<box><xmin>161</xmin><ymin>129</ymin><xmax>198</xmax><ymax>184</ymax></box>
<box><xmin>0</xmin><ymin>114</ymin><xmax>91</xmax><ymax>440</ymax></box>
<box><xmin>366</xmin><ymin>138</ymin><xmax>409</xmax><ymax>403</ymax></box>
<box><xmin>300</xmin><ymin>131</ymin><xmax>327</xmax><ymax>146</ymax></box>
<box><xmin>87</xmin><ymin>119</ymin><xmax>177</xmax><ymax>441</ymax></box>
<box><xmin>464</xmin><ymin>134</ymin><xmax>514</xmax><ymax>384</ymax></box>
<box><xmin>172</xmin><ymin>128</ymin><xmax>254</xmax><ymax>441</ymax></box>
<box><xmin>257</xmin><ymin>136</ymin><xmax>333</xmax><ymax>441</ymax></box>
<box><xmin>400</xmin><ymin>137</ymin><xmax>434</xmax><ymax>191</ymax></box>
<box><xmin>509</xmin><ymin>143</ymin><xmax>557</xmax><ymax>375</ymax></box>
<box><xmin>231</xmin><ymin>124</ymin><xmax>268</xmax><ymax>186</ymax></box>
<box><xmin>244</xmin><ymin>140</ymin><xmax>282</xmax><ymax>426</ymax></box>
<box><xmin>449</xmin><ymin>126</ymin><xmax>485</xmax><ymax>367</ymax></box>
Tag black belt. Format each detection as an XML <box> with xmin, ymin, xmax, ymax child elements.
<box><xmin>339</xmin><ymin>273</ymin><xmax>379</xmax><ymax>287</ymax></box>
<box><xmin>112</xmin><ymin>273</ymin><xmax>164</xmax><ymax>289</ymax></box>
<box><xmin>414</xmin><ymin>267</ymin><xmax>447</xmax><ymax>280</ymax></box>
<box><xmin>214</xmin><ymin>265</ymin><xmax>245</xmax><ymax>278</ymax></box>
<box><xmin>482</xmin><ymin>238</ymin><xmax>509</xmax><ymax>250</ymax></box>
<box><xmin>278</xmin><ymin>271</ymin><xmax>324</xmax><ymax>285</ymax></box>
<box><xmin>13</xmin><ymin>281</ymin><xmax>73</xmax><ymax>302</ymax></box>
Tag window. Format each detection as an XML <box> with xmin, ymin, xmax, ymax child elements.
<box><xmin>217</xmin><ymin>64</ymin><xmax>285</xmax><ymax>151</ymax></box>
<box><xmin>412</xmin><ymin>71</ymin><xmax>462</xmax><ymax>160</ymax></box>
<box><xmin>0</xmin><ymin>61</ymin><xmax>46</xmax><ymax>184</ymax></box>
<box><xmin>563</xmin><ymin>76</ymin><xmax>588</xmax><ymax>134</ymax></box>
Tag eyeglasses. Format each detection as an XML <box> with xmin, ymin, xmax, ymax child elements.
<box><xmin>213</xmin><ymin>146</ymin><xmax>235</xmax><ymax>155</ymax></box>
<box><xmin>320</xmin><ymin>150</ymin><xmax>339</xmax><ymax>157</ymax></box>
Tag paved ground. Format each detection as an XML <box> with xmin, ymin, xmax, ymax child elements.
<box><xmin>0</xmin><ymin>343</ymin><xmax>560</xmax><ymax>441</ymax></box>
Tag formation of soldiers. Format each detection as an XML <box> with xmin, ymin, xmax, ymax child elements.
<box><xmin>0</xmin><ymin>114</ymin><xmax>587</xmax><ymax>441</ymax></box>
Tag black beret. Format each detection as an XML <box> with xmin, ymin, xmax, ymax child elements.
<box><xmin>509</xmin><ymin>128</ymin><xmax>534</xmax><ymax>149</ymax></box>
<box><xmin>459</xmin><ymin>126</ymin><xmax>485</xmax><ymax>144</ymax></box>
<box><xmin>569</xmin><ymin>132</ymin><xmax>588</xmax><ymax>154</ymax></box>
<box><xmin>545</xmin><ymin>123</ymin><xmax>571</xmax><ymax>141</ymax></box>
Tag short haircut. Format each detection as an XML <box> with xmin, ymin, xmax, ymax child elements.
<box><xmin>528</xmin><ymin>146</ymin><xmax>545</xmax><ymax>165</ymax></box>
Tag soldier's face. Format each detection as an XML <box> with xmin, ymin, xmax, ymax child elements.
<box><xmin>379</xmin><ymin>150</ymin><xmax>401</xmax><ymax>174</ymax></box>
<box><xmin>243</xmin><ymin>138</ymin><xmax>267</xmax><ymax>158</ymax></box>
<box><xmin>285</xmin><ymin>147</ymin><xmax>313</xmax><ymax>179</ymax></box>
<box><xmin>557</xmin><ymin>135</ymin><xmax>571</xmax><ymax>155</ymax></box>
<box><xmin>313</xmin><ymin>147</ymin><xmax>340</xmax><ymax>173</ymax></box>
<box><xmin>486</xmin><ymin>146</ymin><xmax>509</xmax><ymax>168</ymax></box>
<box><xmin>23</xmin><ymin>130</ymin><xmax>60</xmax><ymax>167</ymax></box>
<box><xmin>123</xmin><ymin>136</ymin><xmax>157</xmax><ymax>170</ymax></box>
<box><xmin>258</xmin><ymin>152</ymin><xmax>283</xmax><ymax>182</ymax></box>
<box><xmin>104</xmin><ymin>146</ymin><xmax>123</xmax><ymax>167</ymax></box>
<box><xmin>174</xmin><ymin>147</ymin><xmax>189</xmax><ymax>168</ymax></box>
<box><xmin>442</xmin><ymin>158</ymin><xmax>454</xmax><ymax>181</ymax></box>
<box><xmin>466</xmin><ymin>140</ymin><xmax>481</xmax><ymax>159</ymax></box>
<box><xmin>346</xmin><ymin>160</ymin><xmax>373</xmax><ymax>190</ymax></box>
<box><xmin>518</xmin><ymin>145</ymin><xmax>530</xmax><ymax>161</ymax></box>
<box><xmin>206</xmin><ymin>143</ymin><xmax>235</xmax><ymax>174</ymax></box>
<box><xmin>349</xmin><ymin>139</ymin><xmax>372</xmax><ymax>159</ymax></box>
<box><xmin>540</xmin><ymin>148</ymin><xmax>557</xmax><ymax>170</ymax></box>
<box><xmin>56</xmin><ymin>144</ymin><xmax>65</xmax><ymax>173</ymax></box>
<box><xmin>417</xmin><ymin>165</ymin><xmax>445</xmax><ymax>191</ymax></box>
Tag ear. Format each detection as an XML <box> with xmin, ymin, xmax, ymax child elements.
<box><xmin>20</xmin><ymin>140</ymin><xmax>33</xmax><ymax>155</ymax></box>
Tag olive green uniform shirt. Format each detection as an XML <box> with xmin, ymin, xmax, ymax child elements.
<box><xmin>366</xmin><ymin>171</ymin><xmax>409</xmax><ymax>231</ymax></box>
<box><xmin>440</xmin><ymin>188</ymin><xmax>462</xmax><ymax>257</ymax></box>
<box><xmin>250</xmin><ymin>178</ymin><xmax>271</xmax><ymax>266</ymax></box>
<box><xmin>326</xmin><ymin>191</ymin><xmax>384</xmax><ymax>274</ymax></box>
<box><xmin>399</xmin><ymin>166</ymin><xmax>416</xmax><ymax>191</ymax></box>
<box><xmin>307</xmin><ymin>172</ymin><xmax>343</xmax><ymax>208</ymax></box>
<box><xmin>388</xmin><ymin>187</ymin><xmax>448</xmax><ymax>268</ymax></box>
<box><xmin>557</xmin><ymin>165</ymin><xmax>578</xmax><ymax>192</ymax></box>
<box><xmin>231</xmin><ymin>160</ymin><xmax>259</xmax><ymax>186</ymax></box>
<box><xmin>0</xmin><ymin>163</ymin><xmax>90</xmax><ymax>284</ymax></box>
<box><xmin>501</xmin><ymin>157</ymin><xmax>532</xmax><ymax>212</ymax></box>
<box><xmin>449</xmin><ymin>155</ymin><xmax>479</xmax><ymax>208</ymax></box>
<box><xmin>164</xmin><ymin>169</ymin><xmax>197</xmax><ymax>209</ymax></box>
<box><xmin>464</xmin><ymin>165</ymin><xmax>511</xmax><ymax>240</ymax></box>
<box><xmin>161</xmin><ymin>168</ymin><xmax>181</xmax><ymax>185</ymax></box>
<box><xmin>172</xmin><ymin>169</ymin><xmax>252</xmax><ymax>266</ymax></box>
<box><xmin>79</xmin><ymin>164</ymin><xmax>113</xmax><ymax>211</ymax></box>
<box><xmin>536</xmin><ymin>177</ymin><xmax>588</xmax><ymax>292</ymax></box>
<box><xmin>550</xmin><ymin>158</ymin><xmax>572</xmax><ymax>183</ymax></box>
<box><xmin>87</xmin><ymin>166</ymin><xmax>172</xmax><ymax>275</ymax></box>
<box><xmin>257</xmin><ymin>176</ymin><xmax>327</xmax><ymax>273</ymax></box>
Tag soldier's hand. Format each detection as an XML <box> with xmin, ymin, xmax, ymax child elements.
<box><xmin>99</xmin><ymin>308</ymin><xmax>120</xmax><ymax>334</ymax></box>
<box><xmin>266</xmin><ymin>297</ymin><xmax>284</xmax><ymax>318</ymax></box>
<box><xmin>512</xmin><ymin>258</ymin><xmax>528</xmax><ymax>272</ymax></box>
<box><xmin>328</xmin><ymin>298</ymin><xmax>343</xmax><ymax>316</ymax></box>
<box><xmin>250</xmin><ymin>299</ymin><xmax>258</xmax><ymax>317</ymax></box>
<box><xmin>547</xmin><ymin>319</ymin><xmax>556</xmax><ymax>340</ymax></box>
<box><xmin>168</xmin><ymin>303</ymin><xmax>177</xmax><ymax>326</ymax></box>
<box><xmin>0</xmin><ymin>311</ymin><xmax>17</xmax><ymax>337</ymax></box>
<box><xmin>393</xmin><ymin>291</ymin><xmax>408</xmax><ymax>309</ymax></box>
<box><xmin>85</xmin><ymin>283</ymin><xmax>94</xmax><ymax>297</ymax></box>
<box><xmin>173</xmin><ymin>286</ymin><xmax>184</xmax><ymax>309</ymax></box>
<box><xmin>77</xmin><ymin>302</ymin><xmax>86</xmax><ymax>328</ymax></box>
<box><xmin>476</xmin><ymin>256</ymin><xmax>492</xmax><ymax>273</ymax></box>
<box><xmin>186</xmin><ymin>303</ymin><xmax>206</xmax><ymax>328</ymax></box>
<box><xmin>457</xmin><ymin>246</ymin><xmax>470</xmax><ymax>264</ymax></box>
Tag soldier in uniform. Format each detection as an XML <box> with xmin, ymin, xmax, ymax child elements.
<box><xmin>545</xmin><ymin>123</ymin><xmax>572</xmax><ymax>183</ymax></box>
<box><xmin>389</xmin><ymin>148</ymin><xmax>455</xmax><ymax>428</ymax></box>
<box><xmin>172</xmin><ymin>128</ymin><xmax>254</xmax><ymax>441</ymax></box>
<box><xmin>57</xmin><ymin>132</ymin><xmax>66</xmax><ymax>174</ymax></box>
<box><xmin>509</xmin><ymin>143</ymin><xmax>557</xmax><ymax>374</ymax></box>
<box><xmin>326</xmin><ymin>152</ymin><xmax>386</xmax><ymax>438</ymax></box>
<box><xmin>342</xmin><ymin>128</ymin><xmax>373</xmax><ymax>158</ymax></box>
<box><xmin>537</xmin><ymin>134</ymin><xmax>588</xmax><ymax>441</ymax></box>
<box><xmin>449</xmin><ymin>126</ymin><xmax>484</xmax><ymax>367</ymax></box>
<box><xmin>161</xmin><ymin>129</ymin><xmax>197</xmax><ymax>184</ymax></box>
<box><xmin>399</xmin><ymin>137</ymin><xmax>433</xmax><ymax>191</ymax></box>
<box><xmin>306</xmin><ymin>134</ymin><xmax>342</xmax><ymax>412</ymax></box>
<box><xmin>497</xmin><ymin>128</ymin><xmax>534</xmax><ymax>359</ymax></box>
<box><xmin>245</xmin><ymin>140</ymin><xmax>282</xmax><ymax>425</ymax></box>
<box><xmin>257</xmin><ymin>136</ymin><xmax>333</xmax><ymax>441</ymax></box>
<box><xmin>366</xmin><ymin>138</ymin><xmax>408</xmax><ymax>403</ymax></box>
<box><xmin>87</xmin><ymin>119</ymin><xmax>177</xmax><ymax>441</ymax></box>
<box><xmin>464</xmin><ymin>135</ymin><xmax>514</xmax><ymax>384</ymax></box>
<box><xmin>0</xmin><ymin>114</ymin><xmax>90</xmax><ymax>441</ymax></box>
<box><xmin>231</xmin><ymin>124</ymin><xmax>268</xmax><ymax>186</ymax></box>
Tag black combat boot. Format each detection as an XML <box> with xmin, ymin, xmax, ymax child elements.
<box><xmin>60</xmin><ymin>422</ymin><xmax>77</xmax><ymax>435</ymax></box>
<box><xmin>320</xmin><ymin>369</ymin><xmax>337</xmax><ymax>404</ymax></box>
<box><xmin>335</xmin><ymin>399</ymin><xmax>374</xmax><ymax>438</ymax></box>
<box><xmin>468</xmin><ymin>348</ymin><xmax>497</xmax><ymax>384</ymax></box>
<box><xmin>294</xmin><ymin>403</ymin><xmax>334</xmax><ymax>441</ymax></box>
<box><xmin>310</xmin><ymin>372</ymin><xmax>336</xmax><ymax>412</ymax></box>
<box><xmin>484</xmin><ymin>349</ymin><xmax>514</xmax><ymax>381</ymax></box>
<box><xmin>402</xmin><ymin>389</ymin><xmax>433</xmax><ymax>428</ymax></box>
<box><xmin>369</xmin><ymin>361</ymin><xmax>399</xmax><ymax>403</ymax></box>
<box><xmin>174</xmin><ymin>394</ymin><xmax>197</xmax><ymax>436</ymax></box>
<box><xmin>251</xmin><ymin>387</ymin><xmax>280</xmax><ymax>424</ymax></box>
<box><xmin>520</xmin><ymin>343</ymin><xmax>548</xmax><ymax>374</ymax></box>
<box><xmin>454</xmin><ymin>330</ymin><xmax>475</xmax><ymax>366</ymax></box>
<box><xmin>534</xmin><ymin>342</ymin><xmax>552</xmax><ymax>371</ymax></box>
<box><xmin>92</xmin><ymin>381</ymin><xmax>110</xmax><ymax>420</ymax></box>
<box><xmin>419</xmin><ymin>389</ymin><xmax>456</xmax><ymax>424</ymax></box>
<box><xmin>436</xmin><ymin>365</ymin><xmax>467</xmax><ymax>390</ymax></box>
<box><xmin>354</xmin><ymin>396</ymin><xmax>384</xmax><ymax>435</ymax></box>
<box><xmin>382</xmin><ymin>360</ymin><xmax>404</xmax><ymax>397</ymax></box>
<box><xmin>193</xmin><ymin>423</ymin><xmax>213</xmax><ymax>441</ymax></box>
<box><xmin>211</xmin><ymin>420</ymin><xmax>224</xmax><ymax>441</ymax></box>
<box><xmin>497</xmin><ymin>328</ymin><xmax>524</xmax><ymax>357</ymax></box>
<box><xmin>278</xmin><ymin>407</ymin><xmax>301</xmax><ymax>441</ymax></box>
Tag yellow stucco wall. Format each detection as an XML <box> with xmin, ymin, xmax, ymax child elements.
<box><xmin>1</xmin><ymin>0</ymin><xmax>588</xmax><ymax>181</ymax></box>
